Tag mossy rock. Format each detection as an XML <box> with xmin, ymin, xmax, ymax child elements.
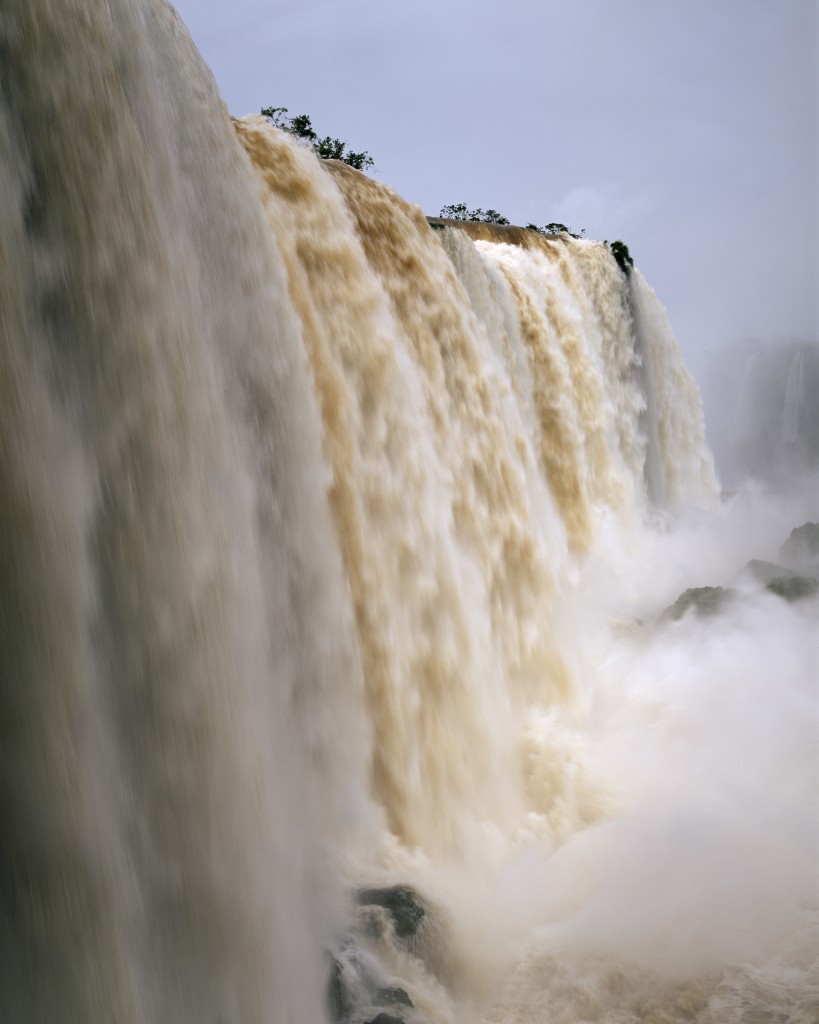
<box><xmin>661</xmin><ymin>586</ymin><xmax>736</xmax><ymax>622</ymax></box>
<box><xmin>357</xmin><ymin>886</ymin><xmax>426</xmax><ymax>939</ymax></box>
<box><xmin>765</xmin><ymin>575</ymin><xmax>819</xmax><ymax>602</ymax></box>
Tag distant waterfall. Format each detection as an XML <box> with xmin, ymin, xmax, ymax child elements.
<box><xmin>704</xmin><ymin>337</ymin><xmax>819</xmax><ymax>489</ymax></box>
<box><xmin>4</xmin><ymin>4</ymin><xmax>816</xmax><ymax>1024</ymax></box>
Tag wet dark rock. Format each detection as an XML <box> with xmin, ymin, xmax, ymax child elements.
<box><xmin>328</xmin><ymin>956</ymin><xmax>350</xmax><ymax>1022</ymax></box>
<box><xmin>765</xmin><ymin>575</ymin><xmax>819</xmax><ymax>602</ymax></box>
<box><xmin>780</xmin><ymin>523</ymin><xmax>819</xmax><ymax>568</ymax></box>
<box><xmin>660</xmin><ymin>586</ymin><xmax>736</xmax><ymax>622</ymax></box>
<box><xmin>327</xmin><ymin>931</ymin><xmax>421</xmax><ymax>1023</ymax></box>
<box><xmin>376</xmin><ymin>986</ymin><xmax>413</xmax><ymax>1008</ymax></box>
<box><xmin>329</xmin><ymin>885</ymin><xmax>440</xmax><ymax>1022</ymax></box>
<box><xmin>327</xmin><ymin>941</ymin><xmax>383</xmax><ymax>1023</ymax></box>
<box><xmin>357</xmin><ymin>885</ymin><xmax>426</xmax><ymax>939</ymax></box>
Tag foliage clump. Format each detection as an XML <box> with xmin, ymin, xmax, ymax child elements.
<box><xmin>261</xmin><ymin>106</ymin><xmax>374</xmax><ymax>171</ymax></box>
<box><xmin>606</xmin><ymin>239</ymin><xmax>634</xmax><ymax>275</ymax></box>
<box><xmin>439</xmin><ymin>203</ymin><xmax>510</xmax><ymax>225</ymax></box>
<box><xmin>526</xmin><ymin>222</ymin><xmax>585</xmax><ymax>239</ymax></box>
<box><xmin>439</xmin><ymin>206</ymin><xmax>592</xmax><ymax>239</ymax></box>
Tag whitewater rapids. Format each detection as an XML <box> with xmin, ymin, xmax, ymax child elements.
<box><xmin>1</xmin><ymin>2</ymin><xmax>816</xmax><ymax>1023</ymax></box>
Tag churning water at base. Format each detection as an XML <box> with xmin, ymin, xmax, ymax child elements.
<box><xmin>1</xmin><ymin>2</ymin><xmax>816</xmax><ymax>1023</ymax></box>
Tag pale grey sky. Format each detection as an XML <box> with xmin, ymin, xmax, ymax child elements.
<box><xmin>172</xmin><ymin>0</ymin><xmax>817</xmax><ymax>387</ymax></box>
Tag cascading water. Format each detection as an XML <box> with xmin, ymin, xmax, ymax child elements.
<box><xmin>1</xmin><ymin>3</ymin><xmax>364</xmax><ymax>1020</ymax></box>
<box><xmin>2</xmin><ymin>3</ymin><xmax>816</xmax><ymax>1023</ymax></box>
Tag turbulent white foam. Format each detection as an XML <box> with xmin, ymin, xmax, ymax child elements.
<box><xmin>479</xmin><ymin>497</ymin><xmax>819</xmax><ymax>1022</ymax></box>
<box><xmin>384</xmin><ymin>490</ymin><xmax>819</xmax><ymax>1023</ymax></box>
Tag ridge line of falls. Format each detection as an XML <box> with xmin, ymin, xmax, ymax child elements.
<box><xmin>3</xmin><ymin>3</ymin><xmax>816</xmax><ymax>1024</ymax></box>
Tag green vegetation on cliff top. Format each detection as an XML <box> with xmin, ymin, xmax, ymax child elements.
<box><xmin>260</xmin><ymin>106</ymin><xmax>634</xmax><ymax>273</ymax></box>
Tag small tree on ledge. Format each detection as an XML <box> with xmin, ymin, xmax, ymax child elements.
<box><xmin>605</xmin><ymin>240</ymin><xmax>634</xmax><ymax>275</ymax></box>
<box><xmin>439</xmin><ymin>206</ymin><xmax>589</xmax><ymax>238</ymax></box>
<box><xmin>526</xmin><ymin>222</ymin><xmax>586</xmax><ymax>239</ymax></box>
<box><xmin>439</xmin><ymin>203</ymin><xmax>510</xmax><ymax>225</ymax></box>
<box><xmin>261</xmin><ymin>106</ymin><xmax>375</xmax><ymax>172</ymax></box>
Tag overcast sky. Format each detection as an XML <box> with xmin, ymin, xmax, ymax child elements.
<box><xmin>171</xmin><ymin>0</ymin><xmax>817</xmax><ymax>387</ymax></box>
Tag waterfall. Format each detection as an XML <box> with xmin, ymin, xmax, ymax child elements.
<box><xmin>1</xmin><ymin>2</ymin><xmax>362</xmax><ymax>1020</ymax></box>
<box><xmin>704</xmin><ymin>337</ymin><xmax>819</xmax><ymax>489</ymax></box>
<box><xmin>2</xmin><ymin>3</ymin><xmax>816</xmax><ymax>1023</ymax></box>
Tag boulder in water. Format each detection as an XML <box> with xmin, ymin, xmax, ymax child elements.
<box><xmin>740</xmin><ymin>559</ymin><xmax>799</xmax><ymax>585</ymax></box>
<box><xmin>376</xmin><ymin>986</ymin><xmax>413</xmax><ymax>1008</ymax></box>
<box><xmin>328</xmin><ymin>956</ymin><xmax>351</xmax><ymax>1022</ymax></box>
<box><xmin>765</xmin><ymin>575</ymin><xmax>819</xmax><ymax>602</ymax></box>
<box><xmin>327</xmin><ymin>932</ymin><xmax>417</xmax><ymax>1023</ymax></box>
<box><xmin>357</xmin><ymin>885</ymin><xmax>426</xmax><ymax>939</ymax></box>
<box><xmin>327</xmin><ymin>940</ymin><xmax>384</xmax><ymax>1022</ymax></box>
<box><xmin>660</xmin><ymin>586</ymin><xmax>736</xmax><ymax>622</ymax></box>
<box><xmin>780</xmin><ymin>523</ymin><xmax>819</xmax><ymax>568</ymax></box>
